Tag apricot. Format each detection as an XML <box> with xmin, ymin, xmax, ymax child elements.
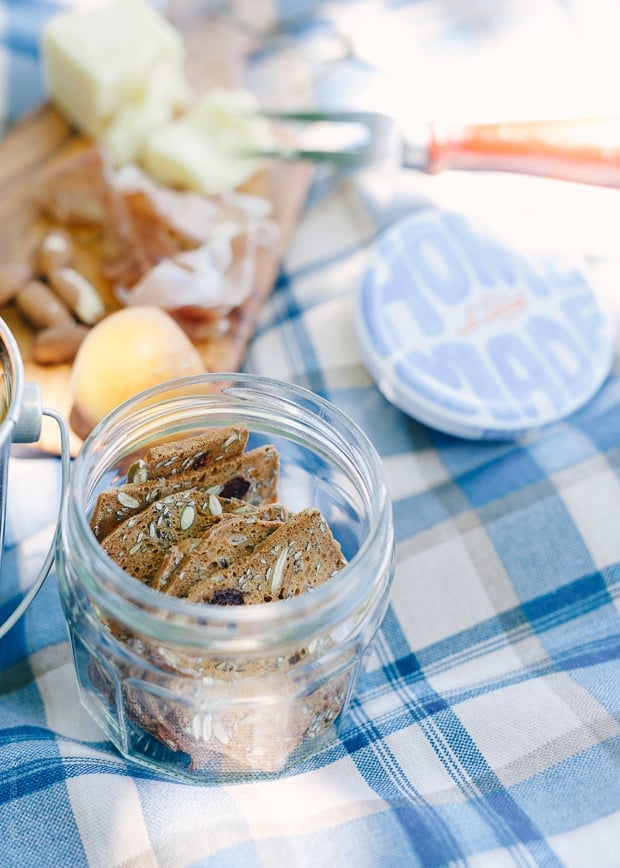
<box><xmin>70</xmin><ymin>305</ymin><xmax>205</xmax><ymax>431</ymax></box>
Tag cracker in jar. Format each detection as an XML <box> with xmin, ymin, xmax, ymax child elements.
<box><xmin>127</xmin><ymin>424</ymin><xmax>249</xmax><ymax>482</ymax></box>
<box><xmin>100</xmin><ymin>490</ymin><xmax>241</xmax><ymax>582</ymax></box>
<box><xmin>91</xmin><ymin>442</ymin><xmax>280</xmax><ymax>540</ymax></box>
<box><xmin>154</xmin><ymin>506</ymin><xmax>289</xmax><ymax>596</ymax></box>
<box><xmin>187</xmin><ymin>508</ymin><xmax>347</xmax><ymax>605</ymax></box>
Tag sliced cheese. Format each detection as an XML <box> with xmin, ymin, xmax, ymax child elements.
<box><xmin>43</xmin><ymin>0</ymin><xmax>191</xmax><ymax>157</ymax></box>
<box><xmin>140</xmin><ymin>87</ymin><xmax>274</xmax><ymax>194</ymax></box>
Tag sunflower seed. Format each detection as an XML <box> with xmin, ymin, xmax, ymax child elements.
<box><xmin>192</xmin><ymin>712</ymin><xmax>213</xmax><ymax>741</ymax></box>
<box><xmin>270</xmin><ymin>548</ymin><xmax>288</xmax><ymax>596</ymax></box>
<box><xmin>223</xmin><ymin>432</ymin><xmax>240</xmax><ymax>449</ymax></box>
<box><xmin>117</xmin><ymin>491</ymin><xmax>141</xmax><ymax>509</ymax></box>
<box><xmin>127</xmin><ymin>461</ymin><xmax>147</xmax><ymax>483</ymax></box>
<box><xmin>180</xmin><ymin>504</ymin><xmax>196</xmax><ymax>530</ymax></box>
<box><xmin>208</xmin><ymin>494</ymin><xmax>222</xmax><ymax>515</ymax></box>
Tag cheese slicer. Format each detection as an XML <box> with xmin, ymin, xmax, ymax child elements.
<box><xmin>251</xmin><ymin>111</ymin><xmax>620</xmax><ymax>187</ymax></box>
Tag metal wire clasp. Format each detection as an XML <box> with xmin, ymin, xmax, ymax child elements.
<box><xmin>0</xmin><ymin>384</ymin><xmax>71</xmax><ymax>640</ymax></box>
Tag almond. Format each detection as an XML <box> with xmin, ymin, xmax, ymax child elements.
<box><xmin>15</xmin><ymin>279</ymin><xmax>74</xmax><ymax>329</ymax></box>
<box><xmin>35</xmin><ymin>229</ymin><xmax>75</xmax><ymax>276</ymax></box>
<box><xmin>48</xmin><ymin>266</ymin><xmax>105</xmax><ymax>325</ymax></box>
<box><xmin>32</xmin><ymin>322</ymin><xmax>89</xmax><ymax>364</ymax></box>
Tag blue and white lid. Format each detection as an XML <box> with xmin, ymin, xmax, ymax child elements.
<box><xmin>356</xmin><ymin>208</ymin><xmax>616</xmax><ymax>439</ymax></box>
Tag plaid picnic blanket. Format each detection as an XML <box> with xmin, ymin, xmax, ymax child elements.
<box><xmin>1</xmin><ymin>1</ymin><xmax>619</xmax><ymax>866</ymax></box>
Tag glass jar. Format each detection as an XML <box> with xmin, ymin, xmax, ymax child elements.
<box><xmin>56</xmin><ymin>374</ymin><xmax>394</xmax><ymax>783</ymax></box>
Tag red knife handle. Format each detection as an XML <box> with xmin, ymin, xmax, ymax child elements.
<box><xmin>426</xmin><ymin>117</ymin><xmax>620</xmax><ymax>186</ymax></box>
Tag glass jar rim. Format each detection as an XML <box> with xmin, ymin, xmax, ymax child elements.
<box><xmin>63</xmin><ymin>373</ymin><xmax>393</xmax><ymax>651</ymax></box>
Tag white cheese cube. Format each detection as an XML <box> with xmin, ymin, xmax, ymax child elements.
<box><xmin>43</xmin><ymin>0</ymin><xmax>191</xmax><ymax>144</ymax></box>
<box><xmin>140</xmin><ymin>87</ymin><xmax>274</xmax><ymax>194</ymax></box>
<box><xmin>101</xmin><ymin>60</ymin><xmax>191</xmax><ymax>164</ymax></box>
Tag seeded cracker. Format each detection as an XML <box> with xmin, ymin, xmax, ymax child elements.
<box><xmin>149</xmin><ymin>503</ymin><xmax>289</xmax><ymax>595</ymax></box>
<box><xmin>101</xmin><ymin>491</ymin><xmax>244</xmax><ymax>582</ymax></box>
<box><xmin>90</xmin><ymin>443</ymin><xmax>280</xmax><ymax>540</ymax></box>
<box><xmin>127</xmin><ymin>424</ymin><xmax>248</xmax><ymax>482</ymax></box>
<box><xmin>162</xmin><ymin>513</ymin><xmax>288</xmax><ymax>597</ymax></box>
<box><xmin>187</xmin><ymin>508</ymin><xmax>346</xmax><ymax>605</ymax></box>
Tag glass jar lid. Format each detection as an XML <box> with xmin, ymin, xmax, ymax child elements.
<box><xmin>356</xmin><ymin>208</ymin><xmax>616</xmax><ymax>439</ymax></box>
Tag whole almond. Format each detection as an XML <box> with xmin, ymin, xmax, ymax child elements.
<box><xmin>32</xmin><ymin>322</ymin><xmax>89</xmax><ymax>365</ymax></box>
<box><xmin>35</xmin><ymin>229</ymin><xmax>75</xmax><ymax>276</ymax></box>
<box><xmin>48</xmin><ymin>266</ymin><xmax>105</xmax><ymax>325</ymax></box>
<box><xmin>0</xmin><ymin>262</ymin><xmax>33</xmax><ymax>306</ymax></box>
<box><xmin>15</xmin><ymin>280</ymin><xmax>74</xmax><ymax>329</ymax></box>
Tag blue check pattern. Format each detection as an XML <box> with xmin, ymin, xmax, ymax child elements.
<box><xmin>1</xmin><ymin>1</ymin><xmax>619</xmax><ymax>866</ymax></box>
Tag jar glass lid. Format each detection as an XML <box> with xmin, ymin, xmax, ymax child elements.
<box><xmin>355</xmin><ymin>208</ymin><xmax>616</xmax><ymax>439</ymax></box>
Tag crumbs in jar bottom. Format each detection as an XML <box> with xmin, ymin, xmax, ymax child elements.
<box><xmin>89</xmin><ymin>652</ymin><xmax>351</xmax><ymax>774</ymax></box>
<box><xmin>88</xmin><ymin>423</ymin><xmax>349</xmax><ymax>772</ymax></box>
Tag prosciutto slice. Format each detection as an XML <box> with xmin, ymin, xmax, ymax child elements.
<box><xmin>36</xmin><ymin>146</ymin><xmax>277</xmax><ymax>317</ymax></box>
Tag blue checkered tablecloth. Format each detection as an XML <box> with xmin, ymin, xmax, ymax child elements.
<box><xmin>1</xmin><ymin>1</ymin><xmax>620</xmax><ymax>866</ymax></box>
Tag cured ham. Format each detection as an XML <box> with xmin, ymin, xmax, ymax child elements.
<box><xmin>35</xmin><ymin>146</ymin><xmax>277</xmax><ymax>321</ymax></box>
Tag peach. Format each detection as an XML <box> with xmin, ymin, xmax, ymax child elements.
<box><xmin>70</xmin><ymin>305</ymin><xmax>205</xmax><ymax>431</ymax></box>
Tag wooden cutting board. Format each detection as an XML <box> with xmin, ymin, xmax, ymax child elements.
<box><xmin>0</xmin><ymin>6</ymin><xmax>312</xmax><ymax>455</ymax></box>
